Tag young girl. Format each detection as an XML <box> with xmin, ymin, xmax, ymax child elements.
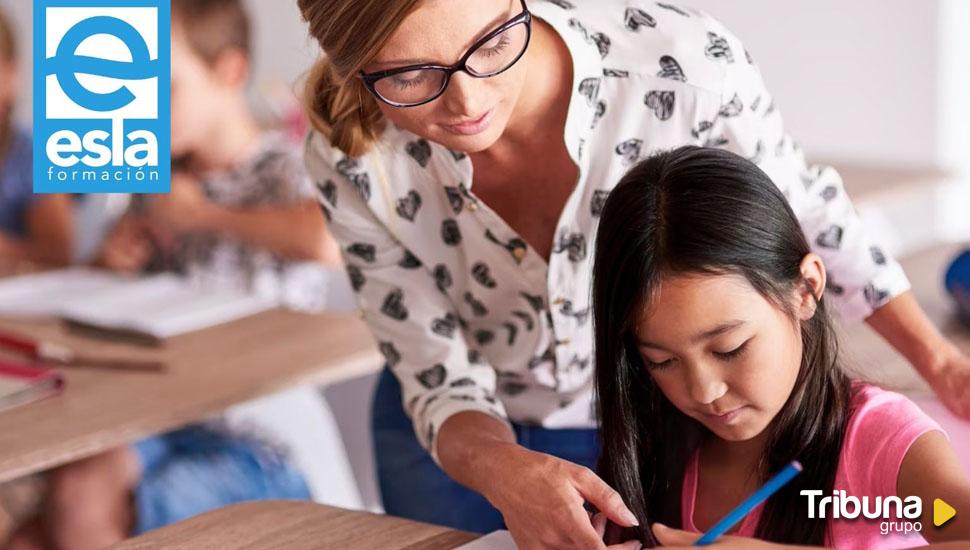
<box><xmin>590</xmin><ymin>146</ymin><xmax>970</xmax><ymax>549</ymax></box>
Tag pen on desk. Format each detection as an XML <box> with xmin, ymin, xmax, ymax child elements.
<box><xmin>0</xmin><ymin>331</ymin><xmax>166</xmax><ymax>372</ymax></box>
<box><xmin>694</xmin><ymin>460</ymin><xmax>803</xmax><ymax>546</ymax></box>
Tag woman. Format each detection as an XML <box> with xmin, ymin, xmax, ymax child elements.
<box><xmin>296</xmin><ymin>1</ymin><xmax>970</xmax><ymax>547</ymax></box>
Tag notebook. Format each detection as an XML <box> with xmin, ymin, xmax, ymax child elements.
<box><xmin>0</xmin><ymin>361</ymin><xmax>65</xmax><ymax>413</ymax></box>
<box><xmin>0</xmin><ymin>269</ymin><xmax>274</xmax><ymax>342</ymax></box>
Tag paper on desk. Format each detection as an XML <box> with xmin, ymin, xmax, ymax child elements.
<box><xmin>0</xmin><ymin>269</ymin><xmax>273</xmax><ymax>339</ymax></box>
<box><xmin>0</xmin><ymin>268</ymin><xmax>121</xmax><ymax>317</ymax></box>
<box><xmin>60</xmin><ymin>274</ymin><xmax>274</xmax><ymax>339</ymax></box>
<box><xmin>454</xmin><ymin>530</ymin><xmax>517</xmax><ymax>550</ymax></box>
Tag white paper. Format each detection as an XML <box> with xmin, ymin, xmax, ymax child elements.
<box><xmin>0</xmin><ymin>268</ymin><xmax>122</xmax><ymax>318</ymax></box>
<box><xmin>454</xmin><ymin>531</ymin><xmax>518</xmax><ymax>550</ymax></box>
<box><xmin>0</xmin><ymin>269</ymin><xmax>273</xmax><ymax>339</ymax></box>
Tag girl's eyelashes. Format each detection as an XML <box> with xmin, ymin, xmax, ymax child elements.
<box><xmin>641</xmin><ymin>337</ymin><xmax>752</xmax><ymax>369</ymax></box>
<box><xmin>713</xmin><ymin>339</ymin><xmax>750</xmax><ymax>361</ymax></box>
<box><xmin>643</xmin><ymin>356</ymin><xmax>674</xmax><ymax>370</ymax></box>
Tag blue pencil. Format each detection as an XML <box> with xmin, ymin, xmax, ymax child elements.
<box><xmin>694</xmin><ymin>460</ymin><xmax>803</xmax><ymax>546</ymax></box>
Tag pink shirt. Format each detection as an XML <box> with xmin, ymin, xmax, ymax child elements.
<box><xmin>681</xmin><ymin>382</ymin><xmax>944</xmax><ymax>549</ymax></box>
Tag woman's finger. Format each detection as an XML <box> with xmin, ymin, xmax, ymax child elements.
<box><xmin>592</xmin><ymin>512</ymin><xmax>607</xmax><ymax>538</ymax></box>
<box><xmin>572</xmin><ymin>467</ymin><xmax>639</xmax><ymax>528</ymax></box>
<box><xmin>565</xmin><ymin>504</ymin><xmax>608</xmax><ymax>550</ymax></box>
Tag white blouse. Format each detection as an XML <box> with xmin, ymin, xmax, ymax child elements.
<box><xmin>304</xmin><ymin>0</ymin><xmax>910</xmax><ymax>463</ymax></box>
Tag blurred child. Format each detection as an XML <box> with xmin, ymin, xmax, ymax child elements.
<box><xmin>96</xmin><ymin>0</ymin><xmax>341</xmax><ymax>298</ymax></box>
<box><xmin>0</xmin><ymin>9</ymin><xmax>72</xmax><ymax>267</ymax></box>
<box><xmin>8</xmin><ymin>2</ymin><xmax>340</xmax><ymax>548</ymax></box>
<box><xmin>591</xmin><ymin>147</ymin><xmax>970</xmax><ymax>548</ymax></box>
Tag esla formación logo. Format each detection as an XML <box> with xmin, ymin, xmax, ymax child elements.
<box><xmin>34</xmin><ymin>0</ymin><xmax>171</xmax><ymax>193</ymax></box>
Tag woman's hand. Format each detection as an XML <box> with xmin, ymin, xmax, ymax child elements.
<box><xmin>481</xmin><ymin>443</ymin><xmax>640</xmax><ymax>550</ymax></box>
<box><xmin>651</xmin><ymin>523</ymin><xmax>801</xmax><ymax>549</ymax></box>
<box><xmin>926</xmin><ymin>346</ymin><xmax>970</xmax><ymax>418</ymax></box>
<box><xmin>591</xmin><ymin>513</ymin><xmax>644</xmax><ymax>549</ymax></box>
<box><xmin>865</xmin><ymin>291</ymin><xmax>970</xmax><ymax>419</ymax></box>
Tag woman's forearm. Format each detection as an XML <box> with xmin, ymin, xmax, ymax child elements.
<box><xmin>436</xmin><ymin>411</ymin><xmax>518</xmax><ymax>499</ymax></box>
<box><xmin>865</xmin><ymin>291</ymin><xmax>954</xmax><ymax>378</ymax></box>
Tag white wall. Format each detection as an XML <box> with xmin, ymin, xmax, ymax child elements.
<box><xmin>688</xmin><ymin>0</ymin><xmax>943</xmax><ymax>168</ymax></box>
<box><xmin>2</xmin><ymin>0</ymin><xmax>321</xmax><ymax>124</ymax></box>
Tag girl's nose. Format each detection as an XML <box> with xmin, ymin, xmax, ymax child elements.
<box><xmin>686</xmin><ymin>362</ymin><xmax>728</xmax><ymax>406</ymax></box>
<box><xmin>440</xmin><ymin>72</ymin><xmax>486</xmax><ymax>118</ymax></box>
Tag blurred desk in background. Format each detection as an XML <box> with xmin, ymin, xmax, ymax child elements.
<box><xmin>0</xmin><ymin>305</ymin><xmax>380</xmax><ymax>483</ymax></box>
<box><xmin>113</xmin><ymin>501</ymin><xmax>479</xmax><ymax>550</ymax></box>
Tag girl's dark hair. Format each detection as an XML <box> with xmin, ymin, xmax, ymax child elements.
<box><xmin>592</xmin><ymin>146</ymin><xmax>851</xmax><ymax>546</ymax></box>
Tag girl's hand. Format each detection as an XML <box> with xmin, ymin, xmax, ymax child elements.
<box><xmin>651</xmin><ymin>523</ymin><xmax>796</xmax><ymax>549</ymax></box>
<box><xmin>482</xmin><ymin>444</ymin><xmax>640</xmax><ymax>550</ymax></box>
<box><xmin>95</xmin><ymin>217</ymin><xmax>152</xmax><ymax>273</ymax></box>
<box><xmin>148</xmin><ymin>173</ymin><xmax>214</xmax><ymax>234</ymax></box>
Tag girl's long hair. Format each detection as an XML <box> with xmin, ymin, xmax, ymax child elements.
<box><xmin>592</xmin><ymin>146</ymin><xmax>851</xmax><ymax>546</ymax></box>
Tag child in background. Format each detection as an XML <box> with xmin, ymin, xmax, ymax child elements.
<box><xmin>591</xmin><ymin>147</ymin><xmax>970</xmax><ymax>549</ymax></box>
<box><xmin>8</xmin><ymin>2</ymin><xmax>338</xmax><ymax>548</ymax></box>
<box><xmin>96</xmin><ymin>0</ymin><xmax>341</xmax><ymax>302</ymax></box>
<box><xmin>0</xmin><ymin>9</ymin><xmax>72</xmax><ymax>267</ymax></box>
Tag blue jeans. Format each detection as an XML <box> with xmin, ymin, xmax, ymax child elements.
<box><xmin>372</xmin><ymin>368</ymin><xmax>601</xmax><ymax>534</ymax></box>
<box><xmin>131</xmin><ymin>425</ymin><xmax>311</xmax><ymax>534</ymax></box>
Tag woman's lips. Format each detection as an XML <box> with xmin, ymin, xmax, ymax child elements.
<box><xmin>442</xmin><ymin>109</ymin><xmax>495</xmax><ymax>136</ymax></box>
<box><xmin>701</xmin><ymin>405</ymin><xmax>748</xmax><ymax>424</ymax></box>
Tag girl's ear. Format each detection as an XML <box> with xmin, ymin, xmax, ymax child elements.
<box><xmin>796</xmin><ymin>253</ymin><xmax>827</xmax><ymax>320</ymax></box>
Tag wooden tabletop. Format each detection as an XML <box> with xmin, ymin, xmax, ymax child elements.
<box><xmin>111</xmin><ymin>501</ymin><xmax>479</xmax><ymax>550</ymax></box>
<box><xmin>0</xmin><ymin>308</ymin><xmax>381</xmax><ymax>484</ymax></box>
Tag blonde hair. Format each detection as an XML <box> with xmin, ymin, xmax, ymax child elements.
<box><xmin>298</xmin><ymin>0</ymin><xmax>420</xmax><ymax>158</ymax></box>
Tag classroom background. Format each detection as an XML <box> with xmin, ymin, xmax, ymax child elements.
<box><xmin>0</xmin><ymin>0</ymin><xmax>969</xmax><ymax>546</ymax></box>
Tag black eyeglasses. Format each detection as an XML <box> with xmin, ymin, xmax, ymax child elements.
<box><xmin>359</xmin><ymin>0</ymin><xmax>532</xmax><ymax>108</ymax></box>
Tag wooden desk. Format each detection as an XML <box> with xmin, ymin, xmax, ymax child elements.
<box><xmin>0</xmin><ymin>309</ymin><xmax>380</xmax><ymax>483</ymax></box>
<box><xmin>112</xmin><ymin>501</ymin><xmax>479</xmax><ymax>550</ymax></box>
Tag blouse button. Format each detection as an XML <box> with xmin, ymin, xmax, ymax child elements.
<box><xmin>466</xmin><ymin>202</ymin><xmax>480</xmax><ymax>213</ymax></box>
<box><xmin>557</xmin><ymin>338</ymin><xmax>572</xmax><ymax>346</ymax></box>
<box><xmin>552</xmin><ymin>297</ymin><xmax>566</xmax><ymax>306</ymax></box>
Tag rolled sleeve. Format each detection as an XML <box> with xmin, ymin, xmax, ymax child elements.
<box><xmin>304</xmin><ymin>135</ymin><xmax>512</xmax><ymax>465</ymax></box>
<box><xmin>707</xmin><ymin>39</ymin><xmax>910</xmax><ymax>322</ymax></box>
